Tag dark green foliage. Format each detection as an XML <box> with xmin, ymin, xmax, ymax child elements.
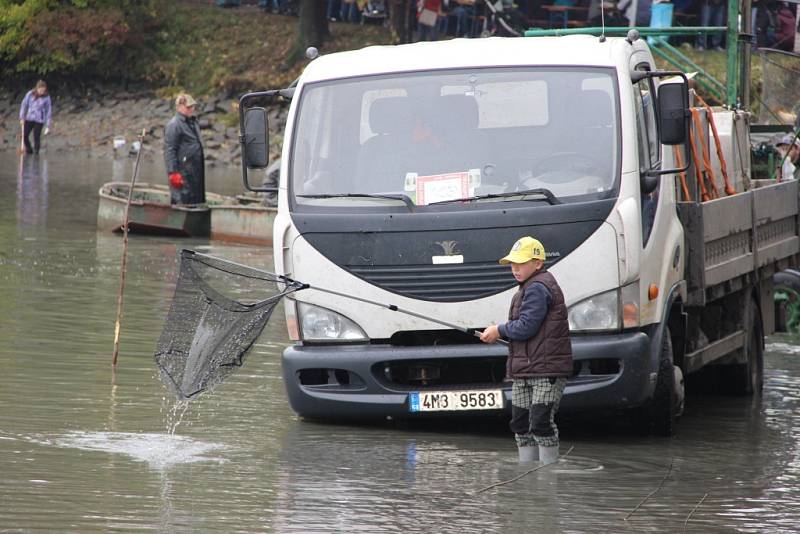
<box><xmin>0</xmin><ymin>0</ymin><xmax>160</xmax><ymax>82</ymax></box>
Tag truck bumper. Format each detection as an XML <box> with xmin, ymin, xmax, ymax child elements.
<box><xmin>281</xmin><ymin>332</ymin><xmax>653</xmax><ymax>419</ymax></box>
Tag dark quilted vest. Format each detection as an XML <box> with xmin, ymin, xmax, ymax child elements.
<box><xmin>506</xmin><ymin>270</ymin><xmax>573</xmax><ymax>378</ymax></box>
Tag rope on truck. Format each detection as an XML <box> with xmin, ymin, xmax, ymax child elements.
<box><xmin>688</xmin><ymin>110</ymin><xmax>712</xmax><ymax>202</ymax></box>
<box><xmin>678</xmin><ymin>102</ymin><xmax>736</xmax><ymax>202</ymax></box>
<box><xmin>691</xmin><ymin>108</ymin><xmax>720</xmax><ymax>200</ymax></box>
<box><xmin>674</xmin><ymin>146</ymin><xmax>692</xmax><ymax>201</ymax></box>
<box><xmin>695</xmin><ymin>94</ymin><xmax>737</xmax><ymax>196</ymax></box>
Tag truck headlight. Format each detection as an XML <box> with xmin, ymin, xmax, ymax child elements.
<box><xmin>297</xmin><ymin>302</ymin><xmax>367</xmax><ymax>342</ymax></box>
<box><xmin>568</xmin><ymin>289</ymin><xmax>620</xmax><ymax>332</ymax></box>
<box><xmin>568</xmin><ymin>283</ymin><xmax>640</xmax><ymax>332</ymax></box>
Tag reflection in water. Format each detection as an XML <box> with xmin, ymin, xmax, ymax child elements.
<box><xmin>16</xmin><ymin>155</ymin><xmax>48</xmax><ymax>229</ymax></box>
<box><xmin>0</xmin><ymin>151</ymin><xmax>799</xmax><ymax>532</ymax></box>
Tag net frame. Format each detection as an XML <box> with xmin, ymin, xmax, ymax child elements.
<box><xmin>154</xmin><ymin>249</ymin><xmax>303</xmax><ymax>400</ymax></box>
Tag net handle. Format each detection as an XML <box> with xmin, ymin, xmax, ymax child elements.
<box><xmin>183</xmin><ymin>249</ymin><xmax>508</xmax><ymax>346</ymax></box>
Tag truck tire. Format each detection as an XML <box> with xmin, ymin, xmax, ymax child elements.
<box><xmin>727</xmin><ymin>297</ymin><xmax>764</xmax><ymax>395</ymax></box>
<box><xmin>651</xmin><ymin>328</ymin><xmax>681</xmax><ymax>436</ymax></box>
<box><xmin>773</xmin><ymin>269</ymin><xmax>800</xmax><ymax>333</ymax></box>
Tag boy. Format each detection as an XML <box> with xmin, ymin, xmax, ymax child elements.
<box><xmin>480</xmin><ymin>236</ymin><xmax>573</xmax><ymax>465</ymax></box>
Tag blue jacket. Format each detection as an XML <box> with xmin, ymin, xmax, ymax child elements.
<box><xmin>498</xmin><ymin>281</ymin><xmax>552</xmax><ymax>341</ymax></box>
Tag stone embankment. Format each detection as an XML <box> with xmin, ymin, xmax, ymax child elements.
<box><xmin>0</xmin><ymin>89</ymin><xmax>287</xmax><ymax>167</ymax></box>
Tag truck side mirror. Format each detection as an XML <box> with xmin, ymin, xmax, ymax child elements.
<box><xmin>238</xmin><ymin>88</ymin><xmax>293</xmax><ymax>192</ymax></box>
<box><xmin>243</xmin><ymin>107</ymin><xmax>269</xmax><ymax>169</ymax></box>
<box><xmin>657</xmin><ymin>82</ymin><xmax>689</xmax><ymax>145</ymax></box>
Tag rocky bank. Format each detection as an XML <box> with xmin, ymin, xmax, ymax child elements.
<box><xmin>0</xmin><ymin>88</ymin><xmax>288</xmax><ymax>168</ymax></box>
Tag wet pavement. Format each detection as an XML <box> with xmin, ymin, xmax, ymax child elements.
<box><xmin>1</xmin><ymin>151</ymin><xmax>798</xmax><ymax>533</ymax></box>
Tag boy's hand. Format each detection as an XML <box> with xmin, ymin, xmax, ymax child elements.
<box><xmin>479</xmin><ymin>325</ymin><xmax>501</xmax><ymax>343</ymax></box>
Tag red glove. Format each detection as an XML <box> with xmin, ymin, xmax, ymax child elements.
<box><xmin>169</xmin><ymin>172</ymin><xmax>184</xmax><ymax>188</ymax></box>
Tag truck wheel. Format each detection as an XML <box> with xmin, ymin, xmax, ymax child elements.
<box><xmin>727</xmin><ymin>297</ymin><xmax>764</xmax><ymax>395</ymax></box>
<box><xmin>651</xmin><ymin>328</ymin><xmax>680</xmax><ymax>436</ymax></box>
<box><xmin>773</xmin><ymin>270</ymin><xmax>800</xmax><ymax>333</ymax></box>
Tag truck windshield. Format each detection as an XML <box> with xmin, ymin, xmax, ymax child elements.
<box><xmin>291</xmin><ymin>67</ymin><xmax>619</xmax><ymax>208</ymax></box>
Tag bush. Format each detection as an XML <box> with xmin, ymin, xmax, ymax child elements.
<box><xmin>0</xmin><ymin>0</ymin><xmax>160</xmax><ymax>82</ymax></box>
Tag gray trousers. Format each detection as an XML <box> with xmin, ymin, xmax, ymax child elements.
<box><xmin>510</xmin><ymin>377</ymin><xmax>567</xmax><ymax>447</ymax></box>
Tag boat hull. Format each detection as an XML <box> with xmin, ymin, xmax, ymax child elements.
<box><xmin>209</xmin><ymin>202</ymin><xmax>276</xmax><ymax>245</ymax></box>
<box><xmin>97</xmin><ymin>182</ymin><xmax>214</xmax><ymax>237</ymax></box>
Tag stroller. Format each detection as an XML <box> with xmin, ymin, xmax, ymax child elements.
<box><xmin>479</xmin><ymin>0</ymin><xmax>528</xmax><ymax>37</ymax></box>
<box><xmin>259</xmin><ymin>0</ymin><xmax>298</xmax><ymax>16</ymax></box>
<box><xmin>361</xmin><ymin>0</ymin><xmax>388</xmax><ymax>24</ymax></box>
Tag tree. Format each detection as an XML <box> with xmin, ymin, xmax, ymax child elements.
<box><xmin>283</xmin><ymin>0</ymin><xmax>329</xmax><ymax>69</ymax></box>
<box><xmin>388</xmin><ymin>0</ymin><xmax>414</xmax><ymax>44</ymax></box>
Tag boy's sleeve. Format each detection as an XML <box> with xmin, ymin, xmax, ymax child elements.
<box><xmin>498</xmin><ymin>283</ymin><xmax>552</xmax><ymax>341</ymax></box>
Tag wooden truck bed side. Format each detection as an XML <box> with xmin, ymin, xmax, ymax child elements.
<box><xmin>677</xmin><ymin>179</ymin><xmax>799</xmax><ymax>308</ymax></box>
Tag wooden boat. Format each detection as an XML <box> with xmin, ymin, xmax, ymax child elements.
<box><xmin>97</xmin><ymin>182</ymin><xmax>276</xmax><ymax>244</ymax></box>
<box><xmin>97</xmin><ymin>182</ymin><xmax>223</xmax><ymax>237</ymax></box>
<box><xmin>209</xmin><ymin>193</ymin><xmax>277</xmax><ymax>245</ymax></box>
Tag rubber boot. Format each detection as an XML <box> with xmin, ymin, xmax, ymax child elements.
<box><xmin>539</xmin><ymin>445</ymin><xmax>559</xmax><ymax>466</ymax></box>
<box><xmin>517</xmin><ymin>445</ymin><xmax>539</xmax><ymax>464</ymax></box>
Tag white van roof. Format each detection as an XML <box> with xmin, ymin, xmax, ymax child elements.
<box><xmin>300</xmin><ymin>36</ymin><xmax>640</xmax><ymax>83</ymax></box>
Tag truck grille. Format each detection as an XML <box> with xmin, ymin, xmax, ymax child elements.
<box><xmin>347</xmin><ymin>262</ymin><xmax>516</xmax><ymax>302</ymax></box>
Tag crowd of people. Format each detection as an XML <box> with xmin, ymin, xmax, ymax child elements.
<box><xmin>252</xmin><ymin>0</ymin><xmax>800</xmax><ymax>50</ymax></box>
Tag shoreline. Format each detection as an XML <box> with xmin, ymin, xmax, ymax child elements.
<box><xmin>0</xmin><ymin>90</ymin><xmax>287</xmax><ymax>170</ymax></box>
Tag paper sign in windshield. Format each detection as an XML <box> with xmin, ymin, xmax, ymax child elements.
<box><xmin>416</xmin><ymin>172</ymin><xmax>471</xmax><ymax>205</ymax></box>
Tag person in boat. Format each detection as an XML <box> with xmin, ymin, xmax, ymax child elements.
<box><xmin>480</xmin><ymin>237</ymin><xmax>573</xmax><ymax>466</ymax></box>
<box><xmin>19</xmin><ymin>80</ymin><xmax>52</xmax><ymax>155</ymax></box>
<box><xmin>163</xmin><ymin>93</ymin><xmax>205</xmax><ymax>205</ymax></box>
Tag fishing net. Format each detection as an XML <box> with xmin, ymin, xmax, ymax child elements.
<box><xmin>756</xmin><ymin>49</ymin><xmax>800</xmax><ymax>126</ymax></box>
<box><xmin>154</xmin><ymin>249</ymin><xmax>303</xmax><ymax>400</ymax></box>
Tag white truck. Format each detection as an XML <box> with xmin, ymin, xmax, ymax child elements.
<box><xmin>238</xmin><ymin>31</ymin><xmax>798</xmax><ymax>434</ymax></box>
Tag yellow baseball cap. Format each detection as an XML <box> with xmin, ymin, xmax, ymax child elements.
<box><xmin>499</xmin><ymin>236</ymin><xmax>546</xmax><ymax>264</ymax></box>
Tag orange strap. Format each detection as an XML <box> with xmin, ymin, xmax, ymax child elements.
<box><xmin>695</xmin><ymin>94</ymin><xmax>736</xmax><ymax>195</ymax></box>
<box><xmin>690</xmin><ymin>108</ymin><xmax>719</xmax><ymax>201</ymax></box>
<box><xmin>688</xmin><ymin>110</ymin><xmax>710</xmax><ymax>202</ymax></box>
<box><xmin>673</xmin><ymin>146</ymin><xmax>691</xmax><ymax>201</ymax></box>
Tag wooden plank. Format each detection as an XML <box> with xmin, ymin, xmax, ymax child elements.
<box><xmin>684</xmin><ymin>330</ymin><xmax>746</xmax><ymax>374</ymax></box>
<box><xmin>701</xmin><ymin>192</ymin><xmax>753</xmax><ymax>242</ymax></box>
<box><xmin>704</xmin><ymin>253</ymin><xmax>755</xmax><ymax>286</ymax></box>
<box><xmin>677</xmin><ymin>202</ymin><xmax>706</xmax><ymax>304</ymax></box>
<box><xmin>753</xmin><ymin>179</ymin><xmax>798</xmax><ymax>222</ymax></box>
<box><xmin>758</xmin><ymin>238</ymin><xmax>800</xmax><ymax>268</ymax></box>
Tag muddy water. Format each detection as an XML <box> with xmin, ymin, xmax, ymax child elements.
<box><xmin>1</xmin><ymin>151</ymin><xmax>799</xmax><ymax>533</ymax></box>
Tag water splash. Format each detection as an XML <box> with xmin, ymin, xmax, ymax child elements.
<box><xmin>49</xmin><ymin>431</ymin><xmax>226</xmax><ymax>471</ymax></box>
<box><xmin>164</xmin><ymin>398</ymin><xmax>191</xmax><ymax>435</ymax></box>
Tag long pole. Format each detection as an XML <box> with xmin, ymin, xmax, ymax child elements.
<box><xmin>725</xmin><ymin>0</ymin><xmax>739</xmax><ymax>107</ymax></box>
<box><xmin>187</xmin><ymin>250</ymin><xmax>509</xmax><ymax>346</ymax></box>
<box><xmin>112</xmin><ymin>129</ymin><xmax>146</xmax><ymax>367</ymax></box>
<box><xmin>18</xmin><ymin>122</ymin><xmax>25</xmax><ymax>155</ymax></box>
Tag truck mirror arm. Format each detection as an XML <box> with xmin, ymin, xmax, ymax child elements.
<box><xmin>640</xmin><ymin>152</ymin><xmax>691</xmax><ymax>195</ymax></box>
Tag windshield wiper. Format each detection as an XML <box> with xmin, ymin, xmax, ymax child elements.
<box><xmin>429</xmin><ymin>187</ymin><xmax>562</xmax><ymax>206</ymax></box>
<box><xmin>297</xmin><ymin>193</ymin><xmax>415</xmax><ymax>211</ymax></box>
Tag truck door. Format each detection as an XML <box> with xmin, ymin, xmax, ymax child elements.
<box><xmin>634</xmin><ymin>64</ymin><xmax>661</xmax><ymax>246</ymax></box>
<box><xmin>632</xmin><ymin>62</ymin><xmax>685</xmax><ymax>328</ymax></box>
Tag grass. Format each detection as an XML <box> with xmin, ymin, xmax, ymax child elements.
<box><xmin>152</xmin><ymin>2</ymin><xmax>393</xmax><ymax>96</ymax></box>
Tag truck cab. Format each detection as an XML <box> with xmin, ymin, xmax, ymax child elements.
<box><xmin>238</xmin><ymin>33</ymin><xmax>795</xmax><ymax>433</ymax></box>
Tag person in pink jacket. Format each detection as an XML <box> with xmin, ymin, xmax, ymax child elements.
<box><xmin>19</xmin><ymin>80</ymin><xmax>52</xmax><ymax>155</ymax></box>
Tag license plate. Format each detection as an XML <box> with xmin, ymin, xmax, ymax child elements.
<box><xmin>409</xmin><ymin>389</ymin><xmax>504</xmax><ymax>412</ymax></box>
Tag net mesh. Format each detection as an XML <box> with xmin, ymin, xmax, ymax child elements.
<box><xmin>155</xmin><ymin>250</ymin><xmax>301</xmax><ymax>400</ymax></box>
<box><xmin>757</xmin><ymin>49</ymin><xmax>800</xmax><ymax>126</ymax></box>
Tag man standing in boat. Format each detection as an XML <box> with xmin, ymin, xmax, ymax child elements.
<box><xmin>163</xmin><ymin>93</ymin><xmax>205</xmax><ymax>205</ymax></box>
